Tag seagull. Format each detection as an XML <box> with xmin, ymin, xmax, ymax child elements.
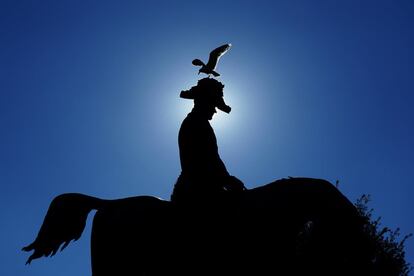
<box><xmin>192</xmin><ymin>43</ymin><xmax>231</xmax><ymax>77</ymax></box>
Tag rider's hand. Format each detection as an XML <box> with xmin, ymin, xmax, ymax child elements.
<box><xmin>223</xmin><ymin>175</ymin><xmax>247</xmax><ymax>192</ymax></box>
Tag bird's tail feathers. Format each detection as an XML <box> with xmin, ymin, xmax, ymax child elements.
<box><xmin>22</xmin><ymin>193</ymin><xmax>108</xmax><ymax>264</ymax></box>
<box><xmin>192</xmin><ymin>59</ymin><xmax>205</xmax><ymax>66</ymax></box>
<box><xmin>211</xmin><ymin>71</ymin><xmax>220</xmax><ymax>77</ymax></box>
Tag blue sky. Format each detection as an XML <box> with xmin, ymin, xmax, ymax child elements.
<box><xmin>1</xmin><ymin>0</ymin><xmax>413</xmax><ymax>275</ymax></box>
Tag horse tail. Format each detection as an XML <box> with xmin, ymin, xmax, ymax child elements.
<box><xmin>22</xmin><ymin>193</ymin><xmax>109</xmax><ymax>264</ymax></box>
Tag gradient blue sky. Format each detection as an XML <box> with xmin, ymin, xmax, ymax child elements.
<box><xmin>1</xmin><ymin>0</ymin><xmax>413</xmax><ymax>275</ymax></box>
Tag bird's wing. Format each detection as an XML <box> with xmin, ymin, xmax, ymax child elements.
<box><xmin>206</xmin><ymin>44</ymin><xmax>231</xmax><ymax>70</ymax></box>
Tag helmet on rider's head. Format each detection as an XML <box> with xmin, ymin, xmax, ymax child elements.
<box><xmin>180</xmin><ymin>78</ymin><xmax>231</xmax><ymax>113</ymax></box>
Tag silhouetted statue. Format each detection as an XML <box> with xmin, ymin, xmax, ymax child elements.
<box><xmin>192</xmin><ymin>44</ymin><xmax>231</xmax><ymax>77</ymax></box>
<box><xmin>171</xmin><ymin>77</ymin><xmax>245</xmax><ymax>204</ymax></box>
<box><xmin>23</xmin><ymin>47</ymin><xmax>410</xmax><ymax>275</ymax></box>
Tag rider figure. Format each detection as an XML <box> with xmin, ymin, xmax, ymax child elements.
<box><xmin>170</xmin><ymin>78</ymin><xmax>245</xmax><ymax>205</ymax></box>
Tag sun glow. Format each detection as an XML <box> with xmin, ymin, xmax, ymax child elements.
<box><xmin>209</xmin><ymin>85</ymin><xmax>243</xmax><ymax>132</ymax></box>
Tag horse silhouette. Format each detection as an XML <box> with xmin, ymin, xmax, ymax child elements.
<box><xmin>23</xmin><ymin>177</ymin><xmax>374</xmax><ymax>275</ymax></box>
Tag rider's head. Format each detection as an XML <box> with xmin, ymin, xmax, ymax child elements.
<box><xmin>180</xmin><ymin>78</ymin><xmax>231</xmax><ymax>120</ymax></box>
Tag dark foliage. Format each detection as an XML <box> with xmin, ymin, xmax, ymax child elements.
<box><xmin>355</xmin><ymin>195</ymin><xmax>412</xmax><ymax>276</ymax></box>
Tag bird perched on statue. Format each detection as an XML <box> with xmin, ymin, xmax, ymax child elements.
<box><xmin>192</xmin><ymin>43</ymin><xmax>231</xmax><ymax>77</ymax></box>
